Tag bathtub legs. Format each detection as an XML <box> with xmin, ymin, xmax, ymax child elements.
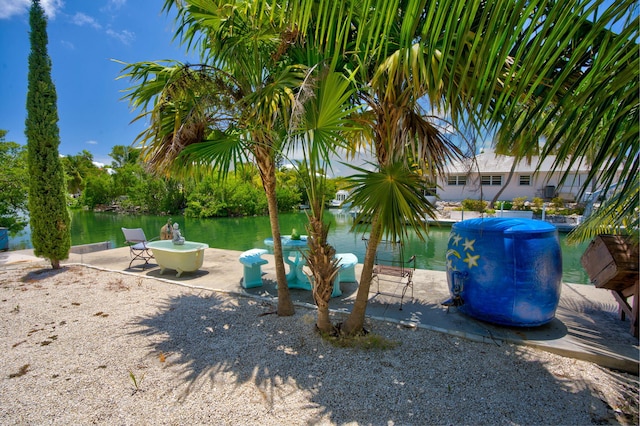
<box><xmin>158</xmin><ymin>266</ymin><xmax>184</xmax><ymax>277</ymax></box>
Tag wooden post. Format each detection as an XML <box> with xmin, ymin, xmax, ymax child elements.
<box><xmin>611</xmin><ymin>280</ymin><xmax>639</xmax><ymax>337</ymax></box>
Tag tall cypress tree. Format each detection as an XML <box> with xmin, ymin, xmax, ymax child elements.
<box><xmin>25</xmin><ymin>0</ymin><xmax>70</xmax><ymax>269</ymax></box>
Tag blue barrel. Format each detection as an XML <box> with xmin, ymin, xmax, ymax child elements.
<box><xmin>446</xmin><ymin>218</ymin><xmax>562</xmax><ymax>326</ymax></box>
<box><xmin>0</xmin><ymin>227</ymin><xmax>7</xmax><ymax>251</ymax></box>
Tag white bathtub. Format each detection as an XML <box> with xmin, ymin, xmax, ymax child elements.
<box><xmin>146</xmin><ymin>240</ymin><xmax>209</xmax><ymax>277</ymax></box>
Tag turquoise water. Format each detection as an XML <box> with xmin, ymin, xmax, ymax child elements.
<box><xmin>8</xmin><ymin>209</ymin><xmax>591</xmax><ymax>284</ymax></box>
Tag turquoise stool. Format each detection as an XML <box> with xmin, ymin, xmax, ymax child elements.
<box><xmin>239</xmin><ymin>249</ymin><xmax>269</xmax><ymax>288</ymax></box>
<box><xmin>332</xmin><ymin>253</ymin><xmax>358</xmax><ymax>297</ymax></box>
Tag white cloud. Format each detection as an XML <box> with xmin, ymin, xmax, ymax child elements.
<box><xmin>0</xmin><ymin>0</ymin><xmax>64</xmax><ymax>20</ymax></box>
<box><xmin>41</xmin><ymin>0</ymin><xmax>63</xmax><ymax>19</ymax></box>
<box><xmin>106</xmin><ymin>28</ymin><xmax>134</xmax><ymax>45</ymax></box>
<box><xmin>86</xmin><ymin>140</ymin><xmax>98</xmax><ymax>145</ymax></box>
<box><xmin>107</xmin><ymin>0</ymin><xmax>126</xmax><ymax>10</ymax></box>
<box><xmin>0</xmin><ymin>0</ymin><xmax>27</xmax><ymax>19</ymax></box>
<box><xmin>71</xmin><ymin>12</ymin><xmax>101</xmax><ymax>29</ymax></box>
<box><xmin>60</xmin><ymin>39</ymin><xmax>74</xmax><ymax>49</ymax></box>
<box><xmin>100</xmin><ymin>0</ymin><xmax>126</xmax><ymax>13</ymax></box>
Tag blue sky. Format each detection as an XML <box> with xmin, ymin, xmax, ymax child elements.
<box><xmin>0</xmin><ymin>0</ymin><xmax>196</xmax><ymax>166</ymax></box>
<box><xmin>1</xmin><ymin>1</ymin><xmax>633</xmax><ymax>170</ymax></box>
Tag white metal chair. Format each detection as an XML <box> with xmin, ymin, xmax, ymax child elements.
<box><xmin>121</xmin><ymin>228</ymin><xmax>157</xmax><ymax>268</ymax></box>
<box><xmin>363</xmin><ymin>237</ymin><xmax>416</xmax><ymax>310</ymax></box>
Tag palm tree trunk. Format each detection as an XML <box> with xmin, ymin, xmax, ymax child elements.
<box><xmin>257</xmin><ymin>151</ymin><xmax>295</xmax><ymax>316</ymax></box>
<box><xmin>490</xmin><ymin>161</ymin><xmax>517</xmax><ymax>208</ymax></box>
<box><xmin>306</xmin><ymin>214</ymin><xmax>339</xmax><ymax>333</ymax></box>
<box><xmin>342</xmin><ymin>213</ymin><xmax>383</xmax><ymax>335</ymax></box>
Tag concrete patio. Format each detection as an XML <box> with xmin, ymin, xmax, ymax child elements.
<box><xmin>2</xmin><ymin>244</ymin><xmax>638</xmax><ymax>374</ymax></box>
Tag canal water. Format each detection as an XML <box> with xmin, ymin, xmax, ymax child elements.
<box><xmin>8</xmin><ymin>209</ymin><xmax>591</xmax><ymax>284</ymax></box>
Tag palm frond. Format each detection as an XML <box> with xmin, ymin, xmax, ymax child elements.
<box><xmin>345</xmin><ymin>161</ymin><xmax>433</xmax><ymax>242</ymax></box>
<box><xmin>176</xmin><ymin>129</ymin><xmax>250</xmax><ymax>181</ymax></box>
<box><xmin>567</xmin><ymin>182</ymin><xmax>639</xmax><ymax>244</ymax></box>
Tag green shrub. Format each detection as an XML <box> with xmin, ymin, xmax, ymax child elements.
<box><xmin>276</xmin><ymin>187</ymin><xmax>302</xmax><ymax>212</ymax></box>
<box><xmin>227</xmin><ymin>182</ymin><xmax>267</xmax><ymax>215</ymax></box>
<box><xmin>497</xmin><ymin>200</ymin><xmax>512</xmax><ymax>210</ymax></box>
<box><xmin>81</xmin><ymin>174</ymin><xmax>113</xmax><ymax>208</ymax></box>
<box><xmin>551</xmin><ymin>197</ymin><xmax>565</xmax><ymax>208</ymax></box>
<box><xmin>185</xmin><ymin>199</ymin><xmax>229</xmax><ymax>218</ymax></box>
<box><xmin>532</xmin><ymin>197</ymin><xmax>544</xmax><ymax>209</ymax></box>
<box><xmin>570</xmin><ymin>205</ymin><xmax>585</xmax><ymax>215</ymax></box>
<box><xmin>461</xmin><ymin>199</ymin><xmax>487</xmax><ymax>212</ymax></box>
<box><xmin>512</xmin><ymin>196</ymin><xmax>528</xmax><ymax>210</ymax></box>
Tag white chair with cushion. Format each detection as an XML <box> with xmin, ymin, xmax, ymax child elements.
<box><xmin>121</xmin><ymin>228</ymin><xmax>157</xmax><ymax>269</ymax></box>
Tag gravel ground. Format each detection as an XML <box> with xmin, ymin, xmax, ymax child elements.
<box><xmin>1</xmin><ymin>263</ymin><xmax>638</xmax><ymax>425</ymax></box>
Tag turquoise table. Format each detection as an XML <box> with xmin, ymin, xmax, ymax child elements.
<box><xmin>264</xmin><ymin>235</ymin><xmax>312</xmax><ymax>290</ymax></box>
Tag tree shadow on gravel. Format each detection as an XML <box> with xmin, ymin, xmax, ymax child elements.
<box><xmin>132</xmin><ymin>291</ymin><xmax>635</xmax><ymax>425</ymax></box>
<box><xmin>20</xmin><ymin>266</ymin><xmax>69</xmax><ymax>282</ymax></box>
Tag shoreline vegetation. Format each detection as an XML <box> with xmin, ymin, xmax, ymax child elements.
<box><xmin>2</xmin><ymin>139</ymin><xmax>589</xmax><ymax>226</ymax></box>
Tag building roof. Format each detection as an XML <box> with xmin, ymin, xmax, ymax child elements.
<box><xmin>445</xmin><ymin>149</ymin><xmax>590</xmax><ymax>175</ymax></box>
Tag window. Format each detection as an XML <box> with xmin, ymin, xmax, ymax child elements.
<box><xmin>424</xmin><ymin>186</ymin><xmax>437</xmax><ymax>196</ymax></box>
<box><xmin>519</xmin><ymin>175</ymin><xmax>531</xmax><ymax>186</ymax></box>
<box><xmin>447</xmin><ymin>175</ymin><xmax>466</xmax><ymax>186</ymax></box>
<box><xmin>481</xmin><ymin>175</ymin><xmax>502</xmax><ymax>186</ymax></box>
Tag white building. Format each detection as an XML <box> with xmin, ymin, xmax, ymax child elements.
<box><xmin>436</xmin><ymin>149</ymin><xmax>596</xmax><ymax>202</ymax></box>
<box><xmin>329</xmin><ymin>189</ymin><xmax>350</xmax><ymax>208</ymax></box>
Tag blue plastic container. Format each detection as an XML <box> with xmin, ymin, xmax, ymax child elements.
<box><xmin>0</xmin><ymin>227</ymin><xmax>7</xmax><ymax>251</ymax></box>
<box><xmin>446</xmin><ymin>218</ymin><xmax>562</xmax><ymax>326</ymax></box>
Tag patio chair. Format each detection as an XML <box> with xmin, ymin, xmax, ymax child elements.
<box><xmin>122</xmin><ymin>228</ymin><xmax>157</xmax><ymax>268</ymax></box>
<box><xmin>363</xmin><ymin>237</ymin><xmax>416</xmax><ymax>310</ymax></box>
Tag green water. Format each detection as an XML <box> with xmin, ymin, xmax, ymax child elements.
<box><xmin>8</xmin><ymin>209</ymin><xmax>591</xmax><ymax>284</ymax></box>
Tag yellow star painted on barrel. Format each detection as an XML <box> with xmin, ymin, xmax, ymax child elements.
<box><xmin>451</xmin><ymin>234</ymin><xmax>462</xmax><ymax>246</ymax></box>
<box><xmin>463</xmin><ymin>252</ymin><xmax>480</xmax><ymax>268</ymax></box>
<box><xmin>463</xmin><ymin>238</ymin><xmax>475</xmax><ymax>252</ymax></box>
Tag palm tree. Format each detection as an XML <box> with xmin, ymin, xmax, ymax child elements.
<box><xmin>118</xmin><ymin>0</ymin><xmax>312</xmax><ymax>315</ymax></box>
<box><xmin>492</xmin><ymin>6</ymin><xmax>638</xmax><ymax>239</ymax></box>
<box><xmin>289</xmin><ymin>69</ymin><xmax>362</xmax><ymax>333</ymax></box>
<box><xmin>122</xmin><ymin>0</ymin><xmax>637</xmax><ymax>331</ymax></box>
<box><xmin>280</xmin><ymin>0</ymin><xmax>636</xmax><ymax>224</ymax></box>
<box><xmin>272</xmin><ymin>0</ymin><xmax>637</xmax><ymax>334</ymax></box>
<box><xmin>341</xmin><ymin>70</ymin><xmax>462</xmax><ymax>335</ymax></box>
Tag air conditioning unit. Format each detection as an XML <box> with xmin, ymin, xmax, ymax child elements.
<box><xmin>544</xmin><ymin>185</ymin><xmax>555</xmax><ymax>198</ymax></box>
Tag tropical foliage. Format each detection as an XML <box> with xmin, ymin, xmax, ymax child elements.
<box><xmin>54</xmin><ymin>145</ymin><xmax>334</xmax><ymax>216</ymax></box>
<box><xmin>60</xmin><ymin>150</ymin><xmax>100</xmax><ymax>196</ymax></box>
<box><xmin>268</xmin><ymin>0</ymin><xmax>637</xmax><ymax>333</ymax></box>
<box><xmin>25</xmin><ymin>0</ymin><xmax>70</xmax><ymax>269</ymax></box>
<box><xmin>118</xmin><ymin>0</ymin><xmax>636</xmax><ymax>335</ymax></box>
<box><xmin>259</xmin><ymin>0</ymin><xmax>638</xmax><ymax>241</ymax></box>
<box><xmin>119</xmin><ymin>0</ymin><xmax>316</xmax><ymax>316</ymax></box>
<box><xmin>58</xmin><ymin>146</ymin><xmax>184</xmax><ymax>215</ymax></box>
<box><xmin>183</xmin><ymin>165</ymin><xmax>305</xmax><ymax>217</ymax></box>
<box><xmin>288</xmin><ymin>70</ymin><xmax>360</xmax><ymax>333</ymax></box>
<box><xmin>0</xmin><ymin>130</ymin><xmax>29</xmax><ymax>232</ymax></box>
